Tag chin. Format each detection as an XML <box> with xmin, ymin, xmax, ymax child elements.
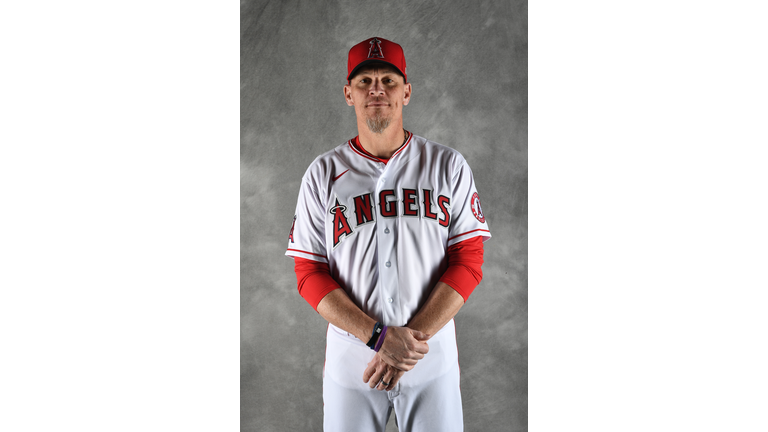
<box><xmin>366</xmin><ymin>116</ymin><xmax>392</xmax><ymax>134</ymax></box>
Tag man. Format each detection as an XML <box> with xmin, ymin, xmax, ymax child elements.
<box><xmin>286</xmin><ymin>36</ymin><xmax>491</xmax><ymax>432</ymax></box>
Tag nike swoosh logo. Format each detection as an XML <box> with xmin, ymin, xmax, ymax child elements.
<box><xmin>332</xmin><ymin>170</ymin><xmax>349</xmax><ymax>181</ymax></box>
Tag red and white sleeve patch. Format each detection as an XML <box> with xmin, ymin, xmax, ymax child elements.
<box><xmin>470</xmin><ymin>192</ymin><xmax>485</xmax><ymax>223</ymax></box>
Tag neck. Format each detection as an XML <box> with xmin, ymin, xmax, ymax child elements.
<box><xmin>357</xmin><ymin>120</ymin><xmax>407</xmax><ymax>159</ymax></box>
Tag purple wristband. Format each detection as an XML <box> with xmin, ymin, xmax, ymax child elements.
<box><xmin>373</xmin><ymin>326</ymin><xmax>388</xmax><ymax>352</ymax></box>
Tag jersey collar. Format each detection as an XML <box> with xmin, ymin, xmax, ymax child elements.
<box><xmin>348</xmin><ymin>131</ymin><xmax>413</xmax><ymax>164</ymax></box>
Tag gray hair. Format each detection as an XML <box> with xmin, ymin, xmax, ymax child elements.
<box><xmin>366</xmin><ymin>112</ymin><xmax>391</xmax><ymax>134</ymax></box>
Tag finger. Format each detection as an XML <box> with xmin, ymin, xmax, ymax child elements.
<box><xmin>411</xmin><ymin>330</ymin><xmax>431</xmax><ymax>341</ymax></box>
<box><xmin>363</xmin><ymin>363</ymin><xmax>376</xmax><ymax>386</ymax></box>
<box><xmin>368</xmin><ymin>363</ymin><xmax>384</xmax><ymax>389</ymax></box>
<box><xmin>401</xmin><ymin>349</ymin><xmax>424</xmax><ymax>362</ymax></box>
<box><xmin>369</xmin><ymin>370</ymin><xmax>382</xmax><ymax>389</ymax></box>
<box><xmin>370</xmin><ymin>364</ymin><xmax>390</xmax><ymax>389</ymax></box>
<box><xmin>385</xmin><ymin>353</ymin><xmax>418</xmax><ymax>370</ymax></box>
<box><xmin>377</xmin><ymin>369</ymin><xmax>395</xmax><ymax>391</ymax></box>
<box><xmin>385</xmin><ymin>370</ymin><xmax>405</xmax><ymax>391</ymax></box>
<box><xmin>413</xmin><ymin>340</ymin><xmax>430</xmax><ymax>355</ymax></box>
<box><xmin>395</xmin><ymin>361</ymin><xmax>415</xmax><ymax>371</ymax></box>
<box><xmin>362</xmin><ymin>359</ymin><xmax>377</xmax><ymax>383</ymax></box>
<box><xmin>409</xmin><ymin>349</ymin><xmax>426</xmax><ymax>360</ymax></box>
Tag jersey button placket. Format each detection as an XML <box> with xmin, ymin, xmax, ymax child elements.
<box><xmin>375</xmin><ymin>171</ymin><xmax>399</xmax><ymax>325</ymax></box>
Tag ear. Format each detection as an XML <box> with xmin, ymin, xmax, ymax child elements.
<box><xmin>402</xmin><ymin>82</ymin><xmax>412</xmax><ymax>106</ymax></box>
<box><xmin>343</xmin><ymin>85</ymin><xmax>354</xmax><ymax>106</ymax></box>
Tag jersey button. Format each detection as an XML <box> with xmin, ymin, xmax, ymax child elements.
<box><xmin>385</xmin><ymin>261</ymin><xmax>391</xmax><ymax>267</ymax></box>
<box><xmin>384</xmin><ymin>228</ymin><xmax>390</xmax><ymax>234</ymax></box>
<box><xmin>387</xmin><ymin>298</ymin><xmax>394</xmax><ymax>303</ymax></box>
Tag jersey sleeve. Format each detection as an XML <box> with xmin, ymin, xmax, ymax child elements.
<box><xmin>446</xmin><ymin>158</ymin><xmax>492</xmax><ymax>247</ymax></box>
<box><xmin>285</xmin><ymin>174</ymin><xmax>328</xmax><ymax>263</ymax></box>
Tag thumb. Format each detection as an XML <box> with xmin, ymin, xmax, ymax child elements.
<box><xmin>410</xmin><ymin>329</ymin><xmax>431</xmax><ymax>341</ymax></box>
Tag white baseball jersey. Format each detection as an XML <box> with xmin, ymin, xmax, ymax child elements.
<box><xmin>286</xmin><ymin>132</ymin><xmax>491</xmax><ymax>326</ymax></box>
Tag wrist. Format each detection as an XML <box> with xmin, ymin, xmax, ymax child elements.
<box><xmin>373</xmin><ymin>326</ymin><xmax>388</xmax><ymax>352</ymax></box>
<box><xmin>366</xmin><ymin>322</ymin><xmax>384</xmax><ymax>349</ymax></box>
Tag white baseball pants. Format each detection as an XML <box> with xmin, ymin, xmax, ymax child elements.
<box><xmin>322</xmin><ymin>319</ymin><xmax>463</xmax><ymax>432</ymax></box>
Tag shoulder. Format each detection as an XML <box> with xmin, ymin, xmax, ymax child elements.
<box><xmin>300</xmin><ymin>139</ymin><xmax>356</xmax><ymax>184</ymax></box>
<box><xmin>409</xmin><ymin>134</ymin><xmax>469</xmax><ymax>170</ymax></box>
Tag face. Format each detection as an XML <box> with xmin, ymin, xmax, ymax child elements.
<box><xmin>344</xmin><ymin>64</ymin><xmax>412</xmax><ymax>134</ymax></box>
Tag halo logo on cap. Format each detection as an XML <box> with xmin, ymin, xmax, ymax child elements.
<box><xmin>368</xmin><ymin>38</ymin><xmax>384</xmax><ymax>59</ymax></box>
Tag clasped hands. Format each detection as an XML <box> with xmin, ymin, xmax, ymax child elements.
<box><xmin>362</xmin><ymin>326</ymin><xmax>430</xmax><ymax>391</ymax></box>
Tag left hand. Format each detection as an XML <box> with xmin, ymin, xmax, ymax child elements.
<box><xmin>376</xmin><ymin>326</ymin><xmax>430</xmax><ymax>371</ymax></box>
<box><xmin>363</xmin><ymin>353</ymin><xmax>406</xmax><ymax>391</ymax></box>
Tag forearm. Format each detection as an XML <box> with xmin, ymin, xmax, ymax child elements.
<box><xmin>406</xmin><ymin>281</ymin><xmax>465</xmax><ymax>337</ymax></box>
<box><xmin>316</xmin><ymin>288</ymin><xmax>377</xmax><ymax>342</ymax></box>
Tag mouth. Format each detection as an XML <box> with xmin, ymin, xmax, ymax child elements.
<box><xmin>366</xmin><ymin>101</ymin><xmax>389</xmax><ymax>107</ymax></box>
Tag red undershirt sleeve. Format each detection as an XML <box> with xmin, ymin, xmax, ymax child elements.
<box><xmin>439</xmin><ymin>236</ymin><xmax>485</xmax><ymax>302</ymax></box>
<box><xmin>294</xmin><ymin>257</ymin><xmax>341</xmax><ymax>311</ymax></box>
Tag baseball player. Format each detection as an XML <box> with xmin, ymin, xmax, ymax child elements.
<box><xmin>286</xmin><ymin>37</ymin><xmax>491</xmax><ymax>432</ymax></box>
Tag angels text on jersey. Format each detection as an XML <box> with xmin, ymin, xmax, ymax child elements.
<box><xmin>295</xmin><ymin>187</ymin><xmax>451</xmax><ymax>249</ymax></box>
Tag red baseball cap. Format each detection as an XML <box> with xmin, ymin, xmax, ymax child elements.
<box><xmin>347</xmin><ymin>37</ymin><xmax>407</xmax><ymax>83</ymax></box>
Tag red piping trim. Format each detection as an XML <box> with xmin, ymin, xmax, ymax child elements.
<box><xmin>347</xmin><ymin>139</ymin><xmax>381</xmax><ymax>163</ymax></box>
<box><xmin>447</xmin><ymin>229</ymin><xmax>491</xmax><ymax>241</ymax></box>
<box><xmin>454</xmin><ymin>321</ymin><xmax>461</xmax><ymax>391</ymax></box>
<box><xmin>287</xmin><ymin>248</ymin><xmax>327</xmax><ymax>258</ymax></box>
<box><xmin>323</xmin><ymin>323</ymin><xmax>329</xmax><ymax>380</ymax></box>
<box><xmin>391</xmin><ymin>131</ymin><xmax>412</xmax><ymax>158</ymax></box>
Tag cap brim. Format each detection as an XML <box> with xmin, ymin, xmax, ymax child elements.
<box><xmin>347</xmin><ymin>60</ymin><xmax>406</xmax><ymax>82</ymax></box>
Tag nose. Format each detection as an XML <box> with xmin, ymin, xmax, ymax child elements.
<box><xmin>369</xmin><ymin>79</ymin><xmax>384</xmax><ymax>96</ymax></box>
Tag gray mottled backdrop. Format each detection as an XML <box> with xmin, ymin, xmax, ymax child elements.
<box><xmin>241</xmin><ymin>1</ymin><xmax>526</xmax><ymax>431</ymax></box>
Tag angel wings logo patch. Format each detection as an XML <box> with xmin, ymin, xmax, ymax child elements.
<box><xmin>471</xmin><ymin>192</ymin><xmax>485</xmax><ymax>223</ymax></box>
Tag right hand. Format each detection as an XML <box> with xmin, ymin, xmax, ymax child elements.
<box><xmin>377</xmin><ymin>326</ymin><xmax>430</xmax><ymax>371</ymax></box>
